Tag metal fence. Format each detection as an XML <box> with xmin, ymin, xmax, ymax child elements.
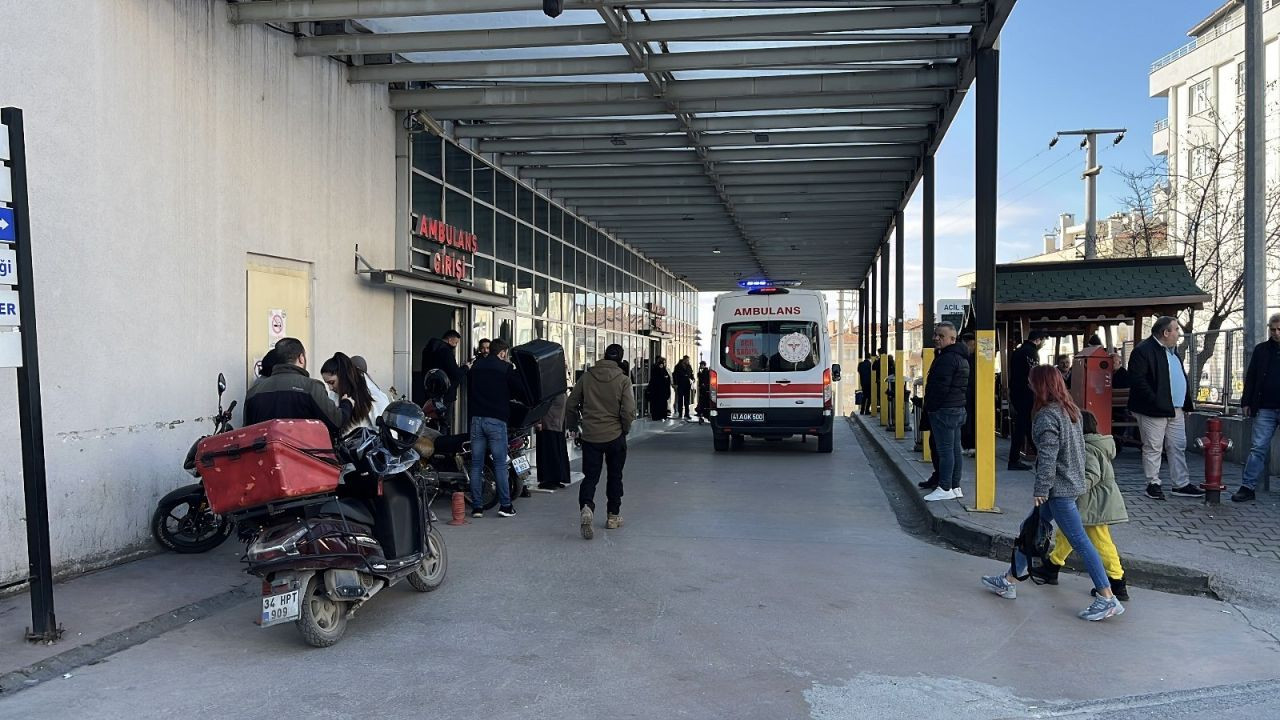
<box><xmin>1183</xmin><ymin>328</ymin><xmax>1246</xmax><ymax>414</ymax></box>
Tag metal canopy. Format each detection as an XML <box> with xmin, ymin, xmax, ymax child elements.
<box><xmin>228</xmin><ymin>0</ymin><xmax>1016</xmax><ymax>290</ymax></box>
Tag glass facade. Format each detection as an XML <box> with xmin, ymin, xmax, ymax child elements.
<box><xmin>409</xmin><ymin>131</ymin><xmax>698</xmax><ymax>395</ymax></box>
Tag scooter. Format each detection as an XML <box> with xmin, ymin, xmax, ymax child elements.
<box><xmin>151</xmin><ymin>373</ymin><xmax>236</xmax><ymax>553</ymax></box>
<box><xmin>234</xmin><ymin>422</ymin><xmax>447</xmax><ymax>648</ymax></box>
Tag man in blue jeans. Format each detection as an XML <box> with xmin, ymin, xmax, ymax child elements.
<box><xmin>922</xmin><ymin>322</ymin><xmax>970</xmax><ymax>502</ymax></box>
<box><xmin>467</xmin><ymin>338</ymin><xmax>522</xmax><ymax>518</ymax></box>
<box><xmin>1236</xmin><ymin>313</ymin><xmax>1280</xmax><ymax>502</ymax></box>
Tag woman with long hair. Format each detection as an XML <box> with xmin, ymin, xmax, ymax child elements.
<box><xmin>981</xmin><ymin>365</ymin><xmax>1124</xmax><ymax>622</ymax></box>
<box><xmin>320</xmin><ymin>352</ymin><xmax>376</xmax><ymax>433</ymax></box>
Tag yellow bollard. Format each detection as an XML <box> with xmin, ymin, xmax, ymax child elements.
<box><xmin>920</xmin><ymin>348</ymin><xmax>935</xmax><ymax>462</ymax></box>
<box><xmin>895</xmin><ymin>351</ymin><xmax>906</xmax><ymax>439</ymax></box>
<box><xmin>879</xmin><ymin>355</ymin><xmax>889</xmax><ymax>427</ymax></box>
<box><xmin>970</xmin><ymin>330</ymin><xmax>1000</xmax><ymax>512</ymax></box>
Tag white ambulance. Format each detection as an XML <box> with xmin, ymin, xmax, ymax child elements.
<box><xmin>708</xmin><ymin>284</ymin><xmax>840</xmax><ymax>452</ymax></box>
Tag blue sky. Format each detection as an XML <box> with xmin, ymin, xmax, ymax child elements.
<box><xmin>696</xmin><ymin>0</ymin><xmax>1222</xmax><ymax>349</ymax></box>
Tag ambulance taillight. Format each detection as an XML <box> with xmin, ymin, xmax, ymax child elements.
<box><xmin>709</xmin><ymin>370</ymin><xmax>718</xmax><ymax>406</ymax></box>
<box><xmin>823</xmin><ymin>368</ymin><xmax>833</xmax><ymax>411</ymax></box>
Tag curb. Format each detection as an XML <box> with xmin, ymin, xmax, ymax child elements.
<box><xmin>848</xmin><ymin>415</ymin><xmax>1218</xmax><ymax>600</ymax></box>
<box><xmin>0</xmin><ymin>582</ymin><xmax>257</xmax><ymax>697</ymax></box>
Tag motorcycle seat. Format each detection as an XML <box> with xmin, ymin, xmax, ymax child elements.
<box><xmin>317</xmin><ymin>497</ymin><xmax>376</xmax><ymax>527</ymax></box>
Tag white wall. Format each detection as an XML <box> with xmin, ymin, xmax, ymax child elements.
<box><xmin>0</xmin><ymin>0</ymin><xmax>398</xmax><ymax>584</ymax></box>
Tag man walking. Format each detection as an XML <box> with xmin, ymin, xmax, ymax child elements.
<box><xmin>467</xmin><ymin>338</ymin><xmax>522</xmax><ymax>518</ymax></box>
<box><xmin>567</xmin><ymin>343</ymin><xmax>636</xmax><ymax>539</ymax></box>
<box><xmin>1127</xmin><ymin>316</ymin><xmax>1202</xmax><ymax>500</ymax></box>
<box><xmin>1234</xmin><ymin>313</ymin><xmax>1280</xmax><ymax>502</ymax></box>
<box><xmin>673</xmin><ymin>356</ymin><xmax>695</xmax><ymax>421</ymax></box>
<box><xmin>857</xmin><ymin>354</ymin><xmax>873</xmax><ymax>415</ymax></box>
<box><xmin>923</xmin><ymin>323</ymin><xmax>970</xmax><ymax>501</ymax></box>
<box><xmin>1008</xmin><ymin>330</ymin><xmax>1047</xmax><ymax>471</ymax></box>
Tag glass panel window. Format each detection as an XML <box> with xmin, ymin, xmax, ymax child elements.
<box><xmin>473</xmin><ymin>257</ymin><xmax>495</xmax><ymax>292</ymax></box>
<box><xmin>537</xmin><ymin>196</ymin><xmax>551</xmax><ymax>233</ymax></box>
<box><xmin>517</xmin><ymin>186</ymin><xmax>534</xmax><ymax>224</ymax></box>
<box><xmin>535</xmin><ymin>232</ymin><xmax>551</xmax><ymax>276</ymax></box>
<box><xmin>474</xmin><ymin>163</ymin><xmax>495</xmax><ymax>206</ymax></box>
<box><xmin>534</xmin><ymin>275</ymin><xmax>549</xmax><ymax>318</ymax></box>
<box><xmin>549</xmin><ymin>205</ymin><xmax>564</xmax><ymax>240</ymax></box>
<box><xmin>445</xmin><ymin>190</ymin><xmax>471</xmax><ymax>232</ymax></box>
<box><xmin>574</xmin><ymin>249</ymin><xmax>587</xmax><ymax>286</ymax></box>
<box><xmin>495</xmin><ymin>263</ymin><xmax>515</xmax><ymax>298</ymax></box>
<box><xmin>411</xmin><ymin>174</ymin><xmax>443</xmax><ymax>220</ymax></box>
<box><xmin>411</xmin><ymin>134</ymin><xmax>442</xmax><ymax>178</ymax></box>
<box><xmin>444</xmin><ymin>142</ymin><xmax>472</xmax><ymax>192</ymax></box>
<box><xmin>517</xmin><ymin>270</ymin><xmax>534</xmax><ymax>314</ymax></box>
<box><xmin>496</xmin><ymin>172</ymin><xmax>516</xmax><ymax>214</ymax></box>
<box><xmin>575</xmin><ymin>220</ymin><xmax>588</xmax><ymax>250</ymax></box>
<box><xmin>549</xmin><ymin>281</ymin><xmax>564</xmax><ymax>321</ymax></box>
<box><xmin>474</xmin><ymin>206</ymin><xmax>494</xmax><ymax>256</ymax></box>
<box><xmin>495</xmin><ymin>214</ymin><xmax>516</xmax><ymax>263</ymax></box>
<box><xmin>518</xmin><ymin>223</ymin><xmax>534</xmax><ymax>268</ymax></box>
<box><xmin>1190</xmin><ymin>77</ymin><xmax>1212</xmax><ymax>116</ymax></box>
<box><xmin>549</xmin><ymin>238</ymin><xmax>565</xmax><ymax>282</ymax></box>
<box><xmin>719</xmin><ymin>321</ymin><xmax>821</xmax><ymax>373</ymax></box>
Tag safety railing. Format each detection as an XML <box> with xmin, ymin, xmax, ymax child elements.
<box><xmin>1183</xmin><ymin>328</ymin><xmax>1246</xmax><ymax>414</ymax></box>
<box><xmin>1154</xmin><ymin>117</ymin><xmax>1169</xmax><ymax>132</ymax></box>
<box><xmin>1148</xmin><ymin>4</ymin><xmax>1273</xmax><ymax>74</ymax></box>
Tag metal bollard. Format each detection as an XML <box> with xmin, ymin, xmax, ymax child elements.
<box><xmin>447</xmin><ymin>491</ymin><xmax>469</xmax><ymax>525</ymax></box>
<box><xmin>1196</xmin><ymin>416</ymin><xmax>1232</xmax><ymax>505</ymax></box>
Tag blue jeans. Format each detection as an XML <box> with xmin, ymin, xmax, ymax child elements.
<box><xmin>470</xmin><ymin>417</ymin><xmax>510</xmax><ymax>509</ymax></box>
<box><xmin>1011</xmin><ymin>497</ymin><xmax>1111</xmax><ymax>591</ymax></box>
<box><xmin>931</xmin><ymin>407</ymin><xmax>965</xmax><ymax>491</ymax></box>
<box><xmin>1243</xmin><ymin>408</ymin><xmax>1280</xmax><ymax>489</ymax></box>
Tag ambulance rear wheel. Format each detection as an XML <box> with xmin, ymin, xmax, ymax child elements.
<box><xmin>730</xmin><ymin>434</ymin><xmax>745</xmax><ymax>450</ymax></box>
<box><xmin>713</xmin><ymin>433</ymin><xmax>729</xmax><ymax>452</ymax></box>
<box><xmin>817</xmin><ymin>432</ymin><xmax>833</xmax><ymax>453</ymax></box>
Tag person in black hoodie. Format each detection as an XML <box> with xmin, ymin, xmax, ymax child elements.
<box><xmin>647</xmin><ymin>357</ymin><xmax>672</xmax><ymax>420</ymax></box>
<box><xmin>1008</xmin><ymin>330</ymin><xmax>1048</xmax><ymax>470</ymax></box>
<box><xmin>421</xmin><ymin>330</ymin><xmax>468</xmax><ymax>410</ymax></box>
<box><xmin>1127</xmin><ymin>316</ymin><xmax>1200</xmax><ymax>500</ymax></box>
<box><xmin>467</xmin><ymin>338</ymin><xmax>523</xmax><ymax>518</ymax></box>
<box><xmin>922</xmin><ymin>323</ymin><xmax>970</xmax><ymax>501</ymax></box>
<box><xmin>673</xmin><ymin>356</ymin><xmax>695</xmax><ymax>420</ymax></box>
<box><xmin>1235</xmin><ymin>313</ymin><xmax>1280</xmax><ymax>502</ymax></box>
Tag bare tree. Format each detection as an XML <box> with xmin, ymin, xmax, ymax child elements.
<box><xmin>1116</xmin><ymin>104</ymin><xmax>1280</xmax><ymax>371</ymax></box>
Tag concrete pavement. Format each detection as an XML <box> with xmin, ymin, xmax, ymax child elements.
<box><xmin>1</xmin><ymin>421</ymin><xmax>1278</xmax><ymax>719</ymax></box>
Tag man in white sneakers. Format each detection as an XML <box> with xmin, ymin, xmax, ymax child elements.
<box><xmin>922</xmin><ymin>323</ymin><xmax>970</xmax><ymax>502</ymax></box>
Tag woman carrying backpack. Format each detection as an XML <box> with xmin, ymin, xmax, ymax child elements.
<box><xmin>981</xmin><ymin>365</ymin><xmax>1125</xmax><ymax>622</ymax></box>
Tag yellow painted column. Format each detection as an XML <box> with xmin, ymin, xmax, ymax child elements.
<box><xmin>879</xmin><ymin>355</ymin><xmax>889</xmax><ymax>427</ymax></box>
<box><xmin>894</xmin><ymin>351</ymin><xmax>906</xmax><ymax>439</ymax></box>
<box><xmin>920</xmin><ymin>348</ymin><xmax>935</xmax><ymax>462</ymax></box>
<box><xmin>973</xmin><ymin>330</ymin><xmax>999</xmax><ymax>512</ymax></box>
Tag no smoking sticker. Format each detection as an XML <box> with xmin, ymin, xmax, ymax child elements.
<box><xmin>268</xmin><ymin>309</ymin><xmax>287</xmax><ymax>348</ymax></box>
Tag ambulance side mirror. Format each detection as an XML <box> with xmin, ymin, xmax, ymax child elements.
<box><xmin>832</xmin><ymin>364</ymin><xmax>842</xmax><ymax>382</ymax></box>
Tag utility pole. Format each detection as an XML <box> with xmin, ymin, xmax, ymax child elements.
<box><xmin>1245</xmin><ymin>0</ymin><xmax>1266</xmax><ymax>356</ymax></box>
<box><xmin>1050</xmin><ymin>128</ymin><xmax>1126</xmax><ymax>259</ymax></box>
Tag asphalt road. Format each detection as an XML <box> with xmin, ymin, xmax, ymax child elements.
<box><xmin>2</xmin><ymin>422</ymin><xmax>1278</xmax><ymax>719</ymax></box>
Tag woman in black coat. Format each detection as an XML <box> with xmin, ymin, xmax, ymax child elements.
<box><xmin>647</xmin><ymin>357</ymin><xmax>673</xmax><ymax>420</ymax></box>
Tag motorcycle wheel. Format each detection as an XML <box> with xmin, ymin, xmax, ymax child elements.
<box><xmin>462</xmin><ymin>465</ymin><xmax>500</xmax><ymax>511</ymax></box>
<box><xmin>151</xmin><ymin>485</ymin><xmax>233</xmax><ymax>554</ymax></box>
<box><xmin>407</xmin><ymin>527</ymin><xmax>448</xmax><ymax>592</ymax></box>
<box><xmin>296</xmin><ymin>575</ymin><xmax>348</xmax><ymax>648</ymax></box>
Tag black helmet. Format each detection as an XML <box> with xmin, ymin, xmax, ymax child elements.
<box><xmin>379</xmin><ymin>400</ymin><xmax>426</xmax><ymax>454</ymax></box>
<box><xmin>423</xmin><ymin>368</ymin><xmax>451</xmax><ymax>400</ymax></box>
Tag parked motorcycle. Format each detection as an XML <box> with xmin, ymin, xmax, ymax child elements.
<box><xmin>233</xmin><ymin>402</ymin><xmax>447</xmax><ymax>648</ymax></box>
<box><xmin>151</xmin><ymin>373</ymin><xmax>236</xmax><ymax>553</ymax></box>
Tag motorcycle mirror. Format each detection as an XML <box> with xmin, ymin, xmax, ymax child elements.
<box><xmin>217</xmin><ymin>372</ymin><xmax>227</xmax><ymax>395</ymax></box>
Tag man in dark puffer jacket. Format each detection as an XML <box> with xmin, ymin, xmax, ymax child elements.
<box><xmin>923</xmin><ymin>322</ymin><xmax>970</xmax><ymax>502</ymax></box>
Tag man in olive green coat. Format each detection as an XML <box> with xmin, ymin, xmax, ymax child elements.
<box><xmin>1034</xmin><ymin>410</ymin><xmax>1131</xmax><ymax>600</ymax></box>
<box><xmin>567</xmin><ymin>344</ymin><xmax>636</xmax><ymax>539</ymax></box>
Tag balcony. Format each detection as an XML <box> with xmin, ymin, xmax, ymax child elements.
<box><xmin>1153</xmin><ymin>117</ymin><xmax>1169</xmax><ymax>156</ymax></box>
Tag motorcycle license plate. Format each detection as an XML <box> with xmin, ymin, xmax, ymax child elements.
<box><xmin>732</xmin><ymin>412</ymin><xmax>765</xmax><ymax>423</ymax></box>
<box><xmin>260</xmin><ymin>589</ymin><xmax>300</xmax><ymax>627</ymax></box>
<box><xmin>511</xmin><ymin>455</ymin><xmax>531</xmax><ymax>477</ymax></box>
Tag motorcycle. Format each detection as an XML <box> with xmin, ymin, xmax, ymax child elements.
<box><xmin>151</xmin><ymin>373</ymin><xmax>236</xmax><ymax>553</ymax></box>
<box><xmin>233</xmin><ymin>410</ymin><xmax>447</xmax><ymax>648</ymax></box>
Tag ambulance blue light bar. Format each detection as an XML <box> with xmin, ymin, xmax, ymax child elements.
<box><xmin>737</xmin><ymin>279</ymin><xmax>802</xmax><ymax>289</ymax></box>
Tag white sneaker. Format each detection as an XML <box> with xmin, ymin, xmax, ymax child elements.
<box><xmin>963</xmin><ymin>449</ymin><xmax>977</xmax><ymax>457</ymax></box>
<box><xmin>952</xmin><ymin>487</ymin><xmax>964</xmax><ymax>499</ymax></box>
<box><xmin>923</xmin><ymin>488</ymin><xmax>957</xmax><ymax>502</ymax></box>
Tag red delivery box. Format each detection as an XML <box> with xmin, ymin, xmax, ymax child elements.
<box><xmin>197</xmin><ymin>419</ymin><xmax>340</xmax><ymax>514</ymax></box>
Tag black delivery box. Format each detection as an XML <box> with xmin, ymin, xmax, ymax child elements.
<box><xmin>510</xmin><ymin>340</ymin><xmax>567</xmax><ymax>406</ymax></box>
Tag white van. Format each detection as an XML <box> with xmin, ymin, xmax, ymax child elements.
<box><xmin>708</xmin><ymin>286</ymin><xmax>840</xmax><ymax>452</ymax></box>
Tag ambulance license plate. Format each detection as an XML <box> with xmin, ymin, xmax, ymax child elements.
<box><xmin>732</xmin><ymin>412</ymin><xmax>765</xmax><ymax>423</ymax></box>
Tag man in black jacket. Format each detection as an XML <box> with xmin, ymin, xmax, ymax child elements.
<box><xmin>923</xmin><ymin>322</ymin><xmax>970</xmax><ymax>502</ymax></box>
<box><xmin>421</xmin><ymin>330</ymin><xmax>468</xmax><ymax>409</ymax></box>
<box><xmin>1007</xmin><ymin>330</ymin><xmax>1047</xmax><ymax>471</ymax></box>
<box><xmin>244</xmin><ymin>338</ymin><xmax>352</xmax><ymax>433</ymax></box>
<box><xmin>467</xmin><ymin>338</ymin><xmax>523</xmax><ymax>518</ymax></box>
<box><xmin>857</xmin><ymin>356</ymin><xmax>873</xmax><ymax>415</ymax></box>
<box><xmin>1234</xmin><ymin>313</ymin><xmax>1280</xmax><ymax>502</ymax></box>
<box><xmin>1128</xmin><ymin>316</ymin><xmax>1201</xmax><ymax>500</ymax></box>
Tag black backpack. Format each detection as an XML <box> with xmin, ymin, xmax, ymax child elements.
<box><xmin>1011</xmin><ymin>505</ymin><xmax>1054</xmax><ymax>582</ymax></box>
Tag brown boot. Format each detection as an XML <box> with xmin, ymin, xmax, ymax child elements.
<box><xmin>606</xmin><ymin>514</ymin><xmax>623</xmax><ymax>530</ymax></box>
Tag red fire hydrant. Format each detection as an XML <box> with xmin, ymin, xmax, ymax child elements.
<box><xmin>1197</xmin><ymin>416</ymin><xmax>1233</xmax><ymax>505</ymax></box>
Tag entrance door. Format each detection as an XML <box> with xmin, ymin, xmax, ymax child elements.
<box><xmin>246</xmin><ymin>258</ymin><xmax>312</xmax><ymax>384</ymax></box>
<box><xmin>411</xmin><ymin>297</ymin><xmax>466</xmax><ymax>407</ymax></box>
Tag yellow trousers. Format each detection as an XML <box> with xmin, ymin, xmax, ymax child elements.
<box><xmin>1048</xmin><ymin>525</ymin><xmax>1124</xmax><ymax>580</ymax></box>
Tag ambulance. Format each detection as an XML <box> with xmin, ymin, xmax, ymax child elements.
<box><xmin>708</xmin><ymin>283</ymin><xmax>840</xmax><ymax>452</ymax></box>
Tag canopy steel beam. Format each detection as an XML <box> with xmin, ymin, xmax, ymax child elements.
<box><xmin>393</xmin><ymin>67</ymin><xmax>957</xmax><ymax>109</ymax></box>
<box><xmin>518</xmin><ymin>157</ymin><xmax>917</xmax><ymax>179</ymax></box>
<box><xmin>398</xmin><ymin>89</ymin><xmax>952</xmax><ymax>116</ymax></box>
<box><xmin>557</xmin><ymin>182</ymin><xmax>900</xmax><ymax>198</ymax></box>
<box><xmin>454</xmin><ymin>110</ymin><xmax>938</xmax><ymax>139</ymax></box>
<box><xmin>296</xmin><ymin>7</ymin><xmax>985</xmax><ymax>56</ymax></box>
<box><xmin>504</xmin><ymin>144</ymin><xmax>920</xmax><ymax>167</ymax></box>
<box><xmin>570</xmin><ymin>192</ymin><xmax>901</xmax><ymax>207</ymax></box>
<box><xmin>350</xmin><ymin>38</ymin><xmax>971</xmax><ymax>83</ymax></box>
<box><xmin>479</xmin><ymin>127</ymin><xmax>930</xmax><ymax>153</ymax></box>
<box><xmin>544</xmin><ymin>176</ymin><xmax>909</xmax><ymax>192</ymax></box>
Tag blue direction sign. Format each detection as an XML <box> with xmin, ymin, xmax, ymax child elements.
<box><xmin>0</xmin><ymin>207</ymin><xmax>13</xmax><ymax>243</ymax></box>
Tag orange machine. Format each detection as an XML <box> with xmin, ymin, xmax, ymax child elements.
<box><xmin>1070</xmin><ymin>346</ymin><xmax>1114</xmax><ymax>435</ymax></box>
